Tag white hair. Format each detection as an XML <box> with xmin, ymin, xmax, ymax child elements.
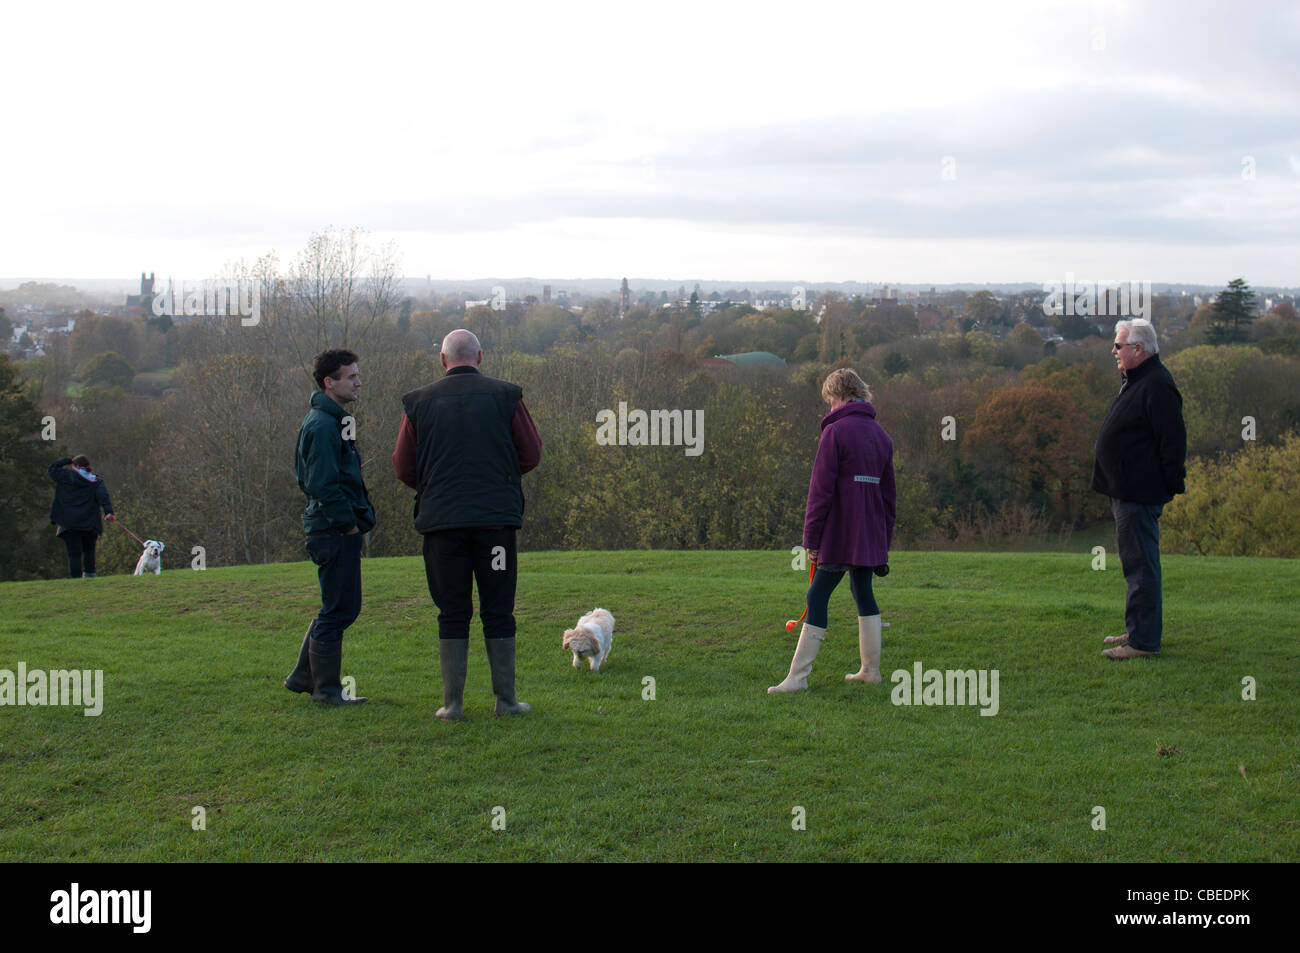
<box><xmin>1116</xmin><ymin>318</ymin><xmax>1158</xmax><ymax>354</ymax></box>
<box><xmin>441</xmin><ymin>328</ymin><xmax>482</xmax><ymax>363</ymax></box>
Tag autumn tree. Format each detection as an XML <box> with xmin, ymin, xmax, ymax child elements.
<box><xmin>965</xmin><ymin>329</ymin><xmax>997</xmax><ymax>364</ymax></box>
<box><xmin>1251</xmin><ymin>302</ymin><xmax>1300</xmax><ymax>356</ymax></box>
<box><xmin>581</xmin><ymin>297</ymin><xmax>617</xmax><ymax>330</ymax></box>
<box><xmin>1008</xmin><ymin>322</ymin><xmax>1042</xmax><ymax>348</ymax></box>
<box><xmin>882</xmin><ymin>351</ymin><xmax>910</xmax><ymax>377</ymax></box>
<box><xmin>1163</xmin><ymin>432</ymin><xmax>1300</xmax><ymax>556</ymax></box>
<box><xmin>860</xmin><ymin>303</ymin><xmax>919</xmax><ymax>347</ymax></box>
<box><xmin>963</xmin><ymin>290</ymin><xmax>1002</xmax><ymax>328</ymax></box>
<box><xmin>964</xmin><ymin>384</ymin><xmax>1094</xmax><ymax>525</ymax></box>
<box><xmin>0</xmin><ymin>355</ymin><xmax>66</xmax><ymax>579</ymax></box>
<box><xmin>70</xmin><ymin>315</ymin><xmax>142</xmax><ymax>369</ymax></box>
<box><xmin>1268</xmin><ymin>301</ymin><xmax>1298</xmax><ymax>323</ymax></box>
<box><xmin>817</xmin><ymin>295</ymin><xmax>854</xmax><ymax>363</ymax></box>
<box><xmin>80</xmin><ymin>351</ymin><xmax>135</xmax><ymax>391</ymax></box>
<box><xmin>1163</xmin><ymin>345</ymin><xmax>1300</xmax><ymax>457</ymax></box>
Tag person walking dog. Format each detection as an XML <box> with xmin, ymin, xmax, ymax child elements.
<box><xmin>770</xmin><ymin>368</ymin><xmax>896</xmax><ymax>694</ymax></box>
<box><xmin>48</xmin><ymin>455</ymin><xmax>115</xmax><ymax>578</ymax></box>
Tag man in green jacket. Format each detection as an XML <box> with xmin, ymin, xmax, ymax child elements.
<box><xmin>285</xmin><ymin>349</ymin><xmax>377</xmax><ymax>705</ymax></box>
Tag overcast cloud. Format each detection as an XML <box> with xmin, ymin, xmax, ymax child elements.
<box><xmin>1</xmin><ymin>0</ymin><xmax>1296</xmax><ymax>285</ymax></box>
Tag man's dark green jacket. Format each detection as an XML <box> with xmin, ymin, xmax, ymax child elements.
<box><xmin>296</xmin><ymin>391</ymin><xmax>376</xmax><ymax>534</ymax></box>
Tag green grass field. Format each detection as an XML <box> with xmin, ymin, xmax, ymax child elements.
<box><xmin>1</xmin><ymin>551</ymin><xmax>1295</xmax><ymax>862</ymax></box>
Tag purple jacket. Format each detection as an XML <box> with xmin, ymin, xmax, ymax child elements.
<box><xmin>803</xmin><ymin>401</ymin><xmax>896</xmax><ymax>566</ymax></box>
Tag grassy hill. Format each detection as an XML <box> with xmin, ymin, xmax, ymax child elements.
<box><xmin>1</xmin><ymin>551</ymin><xmax>1295</xmax><ymax>862</ymax></box>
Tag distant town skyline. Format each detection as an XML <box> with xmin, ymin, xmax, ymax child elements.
<box><xmin>3</xmin><ymin>1</ymin><xmax>1297</xmax><ymax>284</ymax></box>
<box><xmin>7</xmin><ymin>275</ymin><xmax>1297</xmax><ymax>299</ymax></box>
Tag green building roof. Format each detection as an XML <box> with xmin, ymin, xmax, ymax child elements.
<box><xmin>714</xmin><ymin>351</ymin><xmax>787</xmax><ymax>367</ymax></box>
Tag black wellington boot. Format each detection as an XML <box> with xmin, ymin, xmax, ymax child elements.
<box><xmin>435</xmin><ymin>639</ymin><xmax>468</xmax><ymax>722</ymax></box>
<box><xmin>484</xmin><ymin>637</ymin><xmax>530</xmax><ymax>716</ymax></box>
<box><xmin>309</xmin><ymin>637</ymin><xmax>368</xmax><ymax>706</ymax></box>
<box><xmin>284</xmin><ymin>626</ymin><xmax>315</xmax><ymax>694</ymax></box>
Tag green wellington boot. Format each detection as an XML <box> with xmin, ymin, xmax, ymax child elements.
<box><xmin>436</xmin><ymin>638</ymin><xmax>468</xmax><ymax>722</ymax></box>
<box><xmin>308</xmin><ymin>637</ymin><xmax>368</xmax><ymax>706</ymax></box>
<box><xmin>484</xmin><ymin>637</ymin><xmax>530</xmax><ymax>715</ymax></box>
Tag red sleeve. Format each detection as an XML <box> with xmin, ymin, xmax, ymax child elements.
<box><xmin>392</xmin><ymin>413</ymin><xmax>419</xmax><ymax>489</ymax></box>
<box><xmin>512</xmin><ymin>400</ymin><xmax>542</xmax><ymax>474</ymax></box>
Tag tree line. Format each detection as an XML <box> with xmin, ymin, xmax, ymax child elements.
<box><xmin>3</xmin><ymin>233</ymin><xmax>1298</xmax><ymax>580</ymax></box>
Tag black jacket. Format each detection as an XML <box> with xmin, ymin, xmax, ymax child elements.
<box><xmin>48</xmin><ymin>457</ymin><xmax>114</xmax><ymax>534</ymax></box>
<box><xmin>1091</xmin><ymin>354</ymin><xmax>1187</xmax><ymax>504</ymax></box>
<box><xmin>402</xmin><ymin>367</ymin><xmax>523</xmax><ymax>533</ymax></box>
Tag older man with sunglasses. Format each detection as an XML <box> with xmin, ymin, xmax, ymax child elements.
<box><xmin>1091</xmin><ymin>319</ymin><xmax>1187</xmax><ymax>660</ymax></box>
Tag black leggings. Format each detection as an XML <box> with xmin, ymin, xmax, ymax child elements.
<box><xmin>806</xmin><ymin>566</ymin><xmax>878</xmax><ymax>628</ymax></box>
<box><xmin>61</xmin><ymin>530</ymin><xmax>99</xmax><ymax>577</ymax></box>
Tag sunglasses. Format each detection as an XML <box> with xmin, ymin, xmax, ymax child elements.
<box><xmin>1111</xmin><ymin>342</ymin><xmax>1140</xmax><ymax>351</ymax></box>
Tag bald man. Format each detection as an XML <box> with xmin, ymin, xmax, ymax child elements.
<box><xmin>393</xmin><ymin>329</ymin><xmax>542</xmax><ymax>720</ymax></box>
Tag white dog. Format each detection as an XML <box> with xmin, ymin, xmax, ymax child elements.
<box><xmin>133</xmin><ymin>539</ymin><xmax>165</xmax><ymax>576</ymax></box>
<box><xmin>562</xmin><ymin>608</ymin><xmax>614</xmax><ymax>672</ymax></box>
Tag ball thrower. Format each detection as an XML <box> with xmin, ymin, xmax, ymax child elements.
<box><xmin>785</xmin><ymin>559</ymin><xmax>817</xmax><ymax>631</ymax></box>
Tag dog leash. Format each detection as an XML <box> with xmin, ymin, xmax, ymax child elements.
<box><xmin>111</xmin><ymin>517</ymin><xmax>148</xmax><ymax>547</ymax></box>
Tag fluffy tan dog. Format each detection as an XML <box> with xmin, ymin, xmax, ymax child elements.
<box><xmin>562</xmin><ymin>608</ymin><xmax>615</xmax><ymax>672</ymax></box>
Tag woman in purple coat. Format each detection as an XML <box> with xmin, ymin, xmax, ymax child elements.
<box><xmin>769</xmin><ymin>368</ymin><xmax>896</xmax><ymax>693</ymax></box>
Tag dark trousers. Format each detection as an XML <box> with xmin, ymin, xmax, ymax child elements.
<box><xmin>422</xmin><ymin>527</ymin><xmax>517</xmax><ymax>640</ymax></box>
<box><xmin>1112</xmin><ymin>498</ymin><xmax>1164</xmax><ymax>653</ymax></box>
<box><xmin>61</xmin><ymin>530</ymin><xmax>99</xmax><ymax>577</ymax></box>
<box><xmin>806</xmin><ymin>566</ymin><xmax>878</xmax><ymax>629</ymax></box>
<box><xmin>305</xmin><ymin>531</ymin><xmax>364</xmax><ymax>643</ymax></box>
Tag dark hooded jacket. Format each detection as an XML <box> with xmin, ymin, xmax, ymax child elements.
<box><xmin>48</xmin><ymin>457</ymin><xmax>113</xmax><ymax>534</ymax></box>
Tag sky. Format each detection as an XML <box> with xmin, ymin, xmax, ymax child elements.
<box><xmin>2</xmin><ymin>0</ymin><xmax>1297</xmax><ymax>287</ymax></box>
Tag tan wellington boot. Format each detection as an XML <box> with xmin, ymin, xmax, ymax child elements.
<box><xmin>845</xmin><ymin>615</ymin><xmax>882</xmax><ymax>684</ymax></box>
<box><xmin>768</xmin><ymin>623</ymin><xmax>826</xmax><ymax>694</ymax></box>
